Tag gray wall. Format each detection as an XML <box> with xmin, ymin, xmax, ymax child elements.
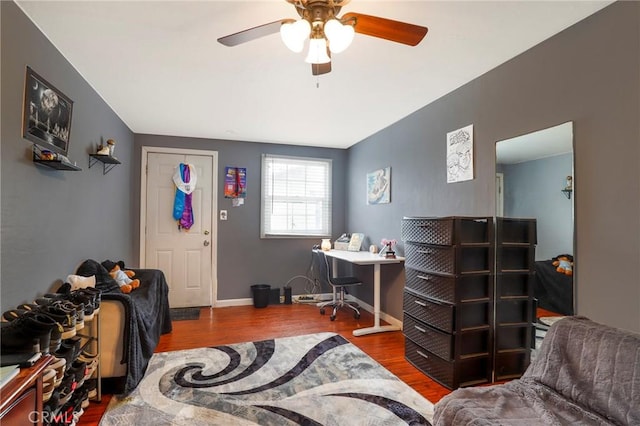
<box><xmin>1</xmin><ymin>1</ymin><xmax>135</xmax><ymax>309</ymax></box>
<box><xmin>133</xmin><ymin>135</ymin><xmax>347</xmax><ymax>300</ymax></box>
<box><xmin>346</xmin><ymin>1</ymin><xmax>640</xmax><ymax>332</ymax></box>
<box><xmin>503</xmin><ymin>153</ymin><xmax>573</xmax><ymax>260</ymax></box>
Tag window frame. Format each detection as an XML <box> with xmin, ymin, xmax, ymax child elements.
<box><xmin>260</xmin><ymin>153</ymin><xmax>332</xmax><ymax>239</ymax></box>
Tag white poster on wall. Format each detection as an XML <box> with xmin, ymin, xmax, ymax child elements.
<box><xmin>446</xmin><ymin>124</ymin><xmax>474</xmax><ymax>183</ymax></box>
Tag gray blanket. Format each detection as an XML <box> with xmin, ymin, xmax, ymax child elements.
<box><xmin>434</xmin><ymin>316</ymin><xmax>640</xmax><ymax>425</ymax></box>
<box><xmin>76</xmin><ymin>260</ymin><xmax>172</xmax><ymax>394</ymax></box>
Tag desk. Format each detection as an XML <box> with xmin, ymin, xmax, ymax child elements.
<box><xmin>324</xmin><ymin>250</ymin><xmax>404</xmax><ymax>336</ymax></box>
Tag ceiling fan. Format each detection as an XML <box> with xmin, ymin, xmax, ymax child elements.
<box><xmin>217</xmin><ymin>0</ymin><xmax>428</xmax><ymax>76</ymax></box>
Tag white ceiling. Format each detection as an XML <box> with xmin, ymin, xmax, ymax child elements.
<box><xmin>496</xmin><ymin>121</ymin><xmax>573</xmax><ymax>165</ymax></box>
<box><xmin>16</xmin><ymin>1</ymin><xmax>612</xmax><ymax>149</ymax></box>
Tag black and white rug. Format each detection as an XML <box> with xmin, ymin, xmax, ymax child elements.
<box><xmin>99</xmin><ymin>332</ymin><xmax>434</xmax><ymax>425</ymax></box>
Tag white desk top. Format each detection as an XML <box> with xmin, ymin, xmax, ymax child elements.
<box><xmin>323</xmin><ymin>250</ymin><xmax>404</xmax><ymax>265</ymax></box>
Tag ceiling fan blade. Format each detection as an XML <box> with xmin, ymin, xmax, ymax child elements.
<box><xmin>311</xmin><ymin>62</ymin><xmax>332</xmax><ymax>76</ymax></box>
<box><xmin>341</xmin><ymin>12</ymin><xmax>428</xmax><ymax>46</ymax></box>
<box><xmin>218</xmin><ymin>19</ymin><xmax>294</xmax><ymax>47</ymax></box>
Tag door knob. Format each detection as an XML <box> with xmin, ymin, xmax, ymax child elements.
<box><xmin>204</xmin><ymin>230</ymin><xmax>210</xmax><ymax>235</ymax></box>
<box><xmin>204</xmin><ymin>240</ymin><xmax>210</xmax><ymax>246</ymax></box>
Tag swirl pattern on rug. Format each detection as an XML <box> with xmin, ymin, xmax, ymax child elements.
<box><xmin>100</xmin><ymin>332</ymin><xmax>434</xmax><ymax>425</ymax></box>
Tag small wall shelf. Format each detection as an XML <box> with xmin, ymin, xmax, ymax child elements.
<box><xmin>32</xmin><ymin>147</ymin><xmax>82</xmax><ymax>171</ymax></box>
<box><xmin>561</xmin><ymin>188</ymin><xmax>573</xmax><ymax>199</ymax></box>
<box><xmin>89</xmin><ymin>154</ymin><xmax>121</xmax><ymax>175</ymax></box>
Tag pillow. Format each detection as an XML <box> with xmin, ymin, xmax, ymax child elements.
<box><xmin>65</xmin><ymin>274</ymin><xmax>96</xmax><ymax>291</ymax></box>
<box><xmin>76</xmin><ymin>259</ymin><xmax>120</xmax><ymax>292</ymax></box>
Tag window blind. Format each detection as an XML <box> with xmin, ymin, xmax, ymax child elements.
<box><xmin>261</xmin><ymin>154</ymin><xmax>332</xmax><ymax>238</ymax></box>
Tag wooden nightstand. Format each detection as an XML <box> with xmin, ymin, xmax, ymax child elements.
<box><xmin>0</xmin><ymin>355</ymin><xmax>52</xmax><ymax>426</ymax></box>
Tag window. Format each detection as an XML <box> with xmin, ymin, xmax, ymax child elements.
<box><xmin>261</xmin><ymin>154</ymin><xmax>332</xmax><ymax>238</ymax></box>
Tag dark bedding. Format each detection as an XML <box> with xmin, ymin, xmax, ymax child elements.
<box><xmin>534</xmin><ymin>260</ymin><xmax>574</xmax><ymax>315</ymax></box>
<box><xmin>76</xmin><ymin>260</ymin><xmax>172</xmax><ymax>394</ymax></box>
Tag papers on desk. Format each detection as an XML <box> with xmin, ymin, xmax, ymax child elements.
<box><xmin>0</xmin><ymin>365</ymin><xmax>19</xmax><ymax>388</ymax></box>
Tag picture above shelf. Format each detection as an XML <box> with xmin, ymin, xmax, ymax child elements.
<box><xmin>89</xmin><ymin>154</ymin><xmax>121</xmax><ymax>175</ymax></box>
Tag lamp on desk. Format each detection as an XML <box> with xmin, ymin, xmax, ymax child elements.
<box><xmin>321</xmin><ymin>239</ymin><xmax>332</xmax><ymax>251</ymax></box>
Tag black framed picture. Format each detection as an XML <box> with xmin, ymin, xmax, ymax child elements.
<box><xmin>22</xmin><ymin>66</ymin><xmax>74</xmax><ymax>155</ymax></box>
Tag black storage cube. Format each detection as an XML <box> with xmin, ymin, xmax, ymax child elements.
<box><xmin>497</xmin><ymin>300</ymin><xmax>532</xmax><ymax>324</ymax></box>
<box><xmin>494</xmin><ymin>352</ymin><xmax>531</xmax><ymax>381</ymax></box>
<box><xmin>496</xmin><ymin>325</ymin><xmax>531</xmax><ymax>351</ymax></box>
<box><xmin>496</xmin><ymin>246</ymin><xmax>534</xmax><ymax>272</ymax></box>
<box><xmin>457</xmin><ymin>302</ymin><xmax>492</xmax><ymax>331</ymax></box>
<box><xmin>496</xmin><ymin>217</ymin><xmax>537</xmax><ymax>245</ymax></box>
<box><xmin>458</xmin><ymin>329</ymin><xmax>491</xmax><ymax>357</ymax></box>
<box><xmin>496</xmin><ymin>273</ymin><xmax>534</xmax><ymax>298</ymax></box>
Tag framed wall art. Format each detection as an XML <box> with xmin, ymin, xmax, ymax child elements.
<box><xmin>446</xmin><ymin>124</ymin><xmax>474</xmax><ymax>183</ymax></box>
<box><xmin>22</xmin><ymin>66</ymin><xmax>74</xmax><ymax>155</ymax></box>
<box><xmin>367</xmin><ymin>167</ymin><xmax>391</xmax><ymax>205</ymax></box>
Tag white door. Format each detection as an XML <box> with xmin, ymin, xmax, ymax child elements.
<box><xmin>142</xmin><ymin>148</ymin><xmax>217</xmax><ymax>308</ymax></box>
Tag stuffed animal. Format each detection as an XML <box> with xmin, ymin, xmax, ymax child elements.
<box><xmin>552</xmin><ymin>255</ymin><xmax>573</xmax><ymax>276</ymax></box>
<box><xmin>102</xmin><ymin>260</ymin><xmax>140</xmax><ymax>293</ymax></box>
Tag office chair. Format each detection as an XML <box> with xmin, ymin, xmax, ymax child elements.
<box><xmin>312</xmin><ymin>249</ymin><xmax>361</xmax><ymax>321</ymax></box>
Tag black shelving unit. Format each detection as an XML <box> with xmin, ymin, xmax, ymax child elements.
<box><xmin>32</xmin><ymin>145</ymin><xmax>81</xmax><ymax>171</ymax></box>
<box><xmin>494</xmin><ymin>217</ymin><xmax>537</xmax><ymax>381</ymax></box>
<box><xmin>401</xmin><ymin>216</ymin><xmax>495</xmax><ymax>390</ymax></box>
<box><xmin>33</xmin><ymin>158</ymin><xmax>82</xmax><ymax>171</ymax></box>
<box><xmin>89</xmin><ymin>154</ymin><xmax>121</xmax><ymax>175</ymax></box>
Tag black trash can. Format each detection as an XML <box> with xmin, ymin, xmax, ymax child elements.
<box><xmin>251</xmin><ymin>284</ymin><xmax>271</xmax><ymax>308</ymax></box>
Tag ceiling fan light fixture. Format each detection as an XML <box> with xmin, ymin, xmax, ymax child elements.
<box><xmin>305</xmin><ymin>38</ymin><xmax>331</xmax><ymax>64</ymax></box>
<box><xmin>324</xmin><ymin>19</ymin><xmax>354</xmax><ymax>53</ymax></box>
<box><xmin>280</xmin><ymin>19</ymin><xmax>311</xmax><ymax>53</ymax></box>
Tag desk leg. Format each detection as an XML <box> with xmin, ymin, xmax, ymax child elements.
<box><xmin>353</xmin><ymin>263</ymin><xmax>400</xmax><ymax>336</ymax></box>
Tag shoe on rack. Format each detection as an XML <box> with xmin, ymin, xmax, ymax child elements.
<box><xmin>0</xmin><ymin>312</ymin><xmax>55</xmax><ymax>354</ymax></box>
<box><xmin>53</xmin><ymin>402</ymin><xmax>75</xmax><ymax>426</ymax></box>
<box><xmin>57</xmin><ymin>371</ymin><xmax>77</xmax><ymax>406</ymax></box>
<box><xmin>53</xmin><ymin>344</ymin><xmax>75</xmax><ymax>375</ymax></box>
<box><xmin>76</xmin><ymin>287</ymin><xmax>101</xmax><ymax>315</ymax></box>
<box><xmin>43</xmin><ymin>367</ymin><xmax>57</xmax><ymax>402</ymax></box>
<box><xmin>48</xmin><ymin>355</ymin><xmax>67</xmax><ymax>387</ymax></box>
<box><xmin>14</xmin><ymin>304</ymin><xmax>64</xmax><ymax>352</ymax></box>
<box><xmin>37</xmin><ymin>303</ymin><xmax>76</xmax><ymax>339</ymax></box>
<box><xmin>56</xmin><ymin>300</ymin><xmax>84</xmax><ymax>332</ymax></box>
<box><xmin>77</xmin><ymin>355</ymin><xmax>98</xmax><ymax>380</ymax></box>
<box><xmin>36</xmin><ymin>298</ymin><xmax>84</xmax><ymax>331</ymax></box>
<box><xmin>68</xmin><ymin>359</ymin><xmax>87</xmax><ymax>388</ymax></box>
<box><xmin>83</xmin><ymin>378</ymin><xmax>98</xmax><ymax>399</ymax></box>
<box><xmin>1</xmin><ymin>308</ymin><xmax>27</xmax><ymax>322</ymax></box>
<box><xmin>68</xmin><ymin>291</ymin><xmax>95</xmax><ymax>322</ymax></box>
<box><xmin>59</xmin><ymin>336</ymin><xmax>82</xmax><ymax>364</ymax></box>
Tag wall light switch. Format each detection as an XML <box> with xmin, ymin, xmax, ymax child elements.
<box><xmin>220</xmin><ymin>210</ymin><xmax>228</xmax><ymax>221</ymax></box>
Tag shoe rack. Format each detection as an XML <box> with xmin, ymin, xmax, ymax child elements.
<box><xmin>75</xmin><ymin>310</ymin><xmax>101</xmax><ymax>402</ymax></box>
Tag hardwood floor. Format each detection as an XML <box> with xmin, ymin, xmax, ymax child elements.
<box><xmin>79</xmin><ymin>304</ymin><xmax>451</xmax><ymax>425</ymax></box>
